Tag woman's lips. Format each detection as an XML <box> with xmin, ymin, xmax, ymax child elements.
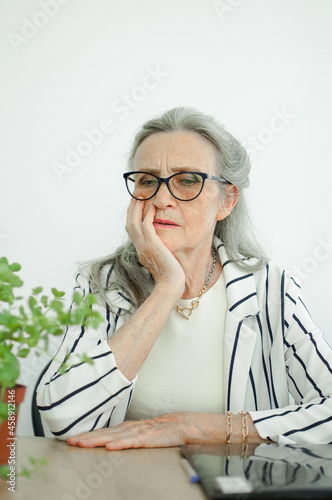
<box><xmin>153</xmin><ymin>218</ymin><xmax>179</xmax><ymax>227</ymax></box>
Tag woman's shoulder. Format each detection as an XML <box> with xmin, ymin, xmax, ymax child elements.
<box><xmin>249</xmin><ymin>259</ymin><xmax>302</xmax><ymax>301</ymax></box>
<box><xmin>214</xmin><ymin>238</ymin><xmax>300</xmax><ymax>290</ymax></box>
<box><xmin>253</xmin><ymin>259</ymin><xmax>300</xmax><ymax>283</ymax></box>
<box><xmin>73</xmin><ymin>264</ymin><xmax>135</xmax><ymax>314</ymax></box>
<box><xmin>75</xmin><ymin>262</ymin><xmax>115</xmax><ymax>289</ymax></box>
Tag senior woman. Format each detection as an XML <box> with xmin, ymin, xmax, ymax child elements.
<box><xmin>37</xmin><ymin>107</ymin><xmax>332</xmax><ymax>449</ymax></box>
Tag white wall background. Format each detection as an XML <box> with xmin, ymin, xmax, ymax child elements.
<box><xmin>1</xmin><ymin>0</ymin><xmax>331</xmax><ymax>437</ymax></box>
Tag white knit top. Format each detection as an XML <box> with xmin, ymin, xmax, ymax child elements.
<box><xmin>125</xmin><ymin>271</ymin><xmax>227</xmax><ymax>420</ymax></box>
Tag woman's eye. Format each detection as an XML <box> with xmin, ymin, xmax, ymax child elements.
<box><xmin>138</xmin><ymin>176</ymin><xmax>157</xmax><ymax>186</ymax></box>
<box><xmin>144</xmin><ymin>180</ymin><xmax>157</xmax><ymax>187</ymax></box>
<box><xmin>179</xmin><ymin>174</ymin><xmax>200</xmax><ymax>185</ymax></box>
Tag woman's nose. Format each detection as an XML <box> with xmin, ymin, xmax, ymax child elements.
<box><xmin>152</xmin><ymin>181</ymin><xmax>176</xmax><ymax>208</ymax></box>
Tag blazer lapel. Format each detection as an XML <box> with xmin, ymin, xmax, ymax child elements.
<box><xmin>215</xmin><ymin>238</ymin><xmax>261</xmax><ymax>412</ymax></box>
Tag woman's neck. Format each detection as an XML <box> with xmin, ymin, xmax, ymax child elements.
<box><xmin>177</xmin><ymin>248</ymin><xmax>222</xmax><ymax>300</ymax></box>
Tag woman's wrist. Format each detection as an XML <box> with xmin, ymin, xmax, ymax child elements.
<box><xmin>180</xmin><ymin>413</ymin><xmax>227</xmax><ymax>444</ymax></box>
<box><xmin>153</xmin><ymin>279</ymin><xmax>185</xmax><ymax>304</ymax></box>
<box><xmin>180</xmin><ymin>412</ymin><xmax>266</xmax><ymax>445</ymax></box>
<box><xmin>223</xmin><ymin>412</ymin><xmax>267</xmax><ymax>444</ymax></box>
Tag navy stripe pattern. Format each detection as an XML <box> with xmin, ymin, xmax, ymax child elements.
<box><xmin>220</xmin><ymin>238</ymin><xmax>332</xmax><ymax>444</ymax></box>
<box><xmin>36</xmin><ymin>267</ymin><xmax>135</xmax><ymax>439</ymax></box>
<box><xmin>36</xmin><ymin>237</ymin><xmax>332</xmax><ymax>444</ymax></box>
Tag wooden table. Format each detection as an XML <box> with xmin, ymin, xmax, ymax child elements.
<box><xmin>0</xmin><ymin>436</ymin><xmax>207</xmax><ymax>500</ymax></box>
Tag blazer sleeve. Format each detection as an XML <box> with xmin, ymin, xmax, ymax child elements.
<box><xmin>250</xmin><ymin>273</ymin><xmax>332</xmax><ymax>444</ymax></box>
<box><xmin>36</xmin><ymin>273</ymin><xmax>136</xmax><ymax>440</ymax></box>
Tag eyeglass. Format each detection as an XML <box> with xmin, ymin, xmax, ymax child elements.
<box><xmin>123</xmin><ymin>171</ymin><xmax>229</xmax><ymax>202</ymax></box>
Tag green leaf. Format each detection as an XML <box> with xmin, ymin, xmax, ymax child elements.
<box><xmin>0</xmin><ymin>349</ymin><xmax>20</xmax><ymax>388</ymax></box>
<box><xmin>0</xmin><ymin>401</ymin><xmax>8</xmax><ymax>421</ymax></box>
<box><xmin>28</xmin><ymin>296</ymin><xmax>37</xmax><ymax>310</ymax></box>
<box><xmin>26</xmin><ymin>337</ymin><xmax>38</xmax><ymax>348</ymax></box>
<box><xmin>58</xmin><ymin>363</ymin><xmax>67</xmax><ymax>375</ymax></box>
<box><xmin>9</xmin><ymin>262</ymin><xmax>21</xmax><ymax>272</ymax></box>
<box><xmin>28</xmin><ymin>455</ymin><xmax>37</xmax><ymax>465</ymax></box>
<box><xmin>17</xmin><ymin>348</ymin><xmax>30</xmax><ymax>358</ymax></box>
<box><xmin>80</xmin><ymin>353</ymin><xmax>94</xmax><ymax>365</ymax></box>
<box><xmin>19</xmin><ymin>305</ymin><xmax>27</xmax><ymax>319</ymax></box>
<box><xmin>0</xmin><ymin>311</ymin><xmax>12</xmax><ymax>327</ymax></box>
<box><xmin>51</xmin><ymin>288</ymin><xmax>65</xmax><ymax>298</ymax></box>
<box><xmin>20</xmin><ymin>466</ymin><xmax>31</xmax><ymax>478</ymax></box>
<box><xmin>49</xmin><ymin>299</ymin><xmax>63</xmax><ymax>313</ymax></box>
<box><xmin>90</xmin><ymin>313</ymin><xmax>104</xmax><ymax>329</ymax></box>
<box><xmin>32</xmin><ymin>286</ymin><xmax>43</xmax><ymax>295</ymax></box>
<box><xmin>48</xmin><ymin>326</ymin><xmax>63</xmax><ymax>336</ymax></box>
<box><xmin>55</xmin><ymin>312</ymin><xmax>70</xmax><ymax>325</ymax></box>
<box><xmin>41</xmin><ymin>295</ymin><xmax>48</xmax><ymax>308</ymax></box>
<box><xmin>0</xmin><ymin>262</ymin><xmax>23</xmax><ymax>287</ymax></box>
<box><xmin>0</xmin><ymin>465</ymin><xmax>10</xmax><ymax>479</ymax></box>
<box><xmin>25</xmin><ymin>324</ymin><xmax>38</xmax><ymax>337</ymax></box>
<box><xmin>0</xmin><ymin>283</ymin><xmax>15</xmax><ymax>304</ymax></box>
<box><xmin>85</xmin><ymin>293</ymin><xmax>97</xmax><ymax>306</ymax></box>
<box><xmin>73</xmin><ymin>291</ymin><xmax>83</xmax><ymax>305</ymax></box>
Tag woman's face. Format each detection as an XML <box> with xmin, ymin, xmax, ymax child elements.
<box><xmin>133</xmin><ymin>130</ymin><xmax>236</xmax><ymax>256</ymax></box>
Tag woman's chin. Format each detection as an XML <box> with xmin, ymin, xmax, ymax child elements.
<box><xmin>155</xmin><ymin>233</ymin><xmax>178</xmax><ymax>253</ymax></box>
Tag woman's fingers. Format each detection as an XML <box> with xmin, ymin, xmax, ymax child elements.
<box><xmin>142</xmin><ymin>199</ymin><xmax>155</xmax><ymax>227</ymax></box>
<box><xmin>126</xmin><ymin>200</ymin><xmax>160</xmax><ymax>259</ymax></box>
<box><xmin>126</xmin><ymin>197</ymin><xmax>144</xmax><ymax>237</ymax></box>
<box><xmin>67</xmin><ymin>414</ymin><xmax>187</xmax><ymax>450</ymax></box>
<box><xmin>126</xmin><ymin>198</ymin><xmax>157</xmax><ymax>245</ymax></box>
<box><xmin>125</xmin><ymin>198</ymin><xmax>185</xmax><ymax>290</ymax></box>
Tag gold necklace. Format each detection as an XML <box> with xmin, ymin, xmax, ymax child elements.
<box><xmin>175</xmin><ymin>249</ymin><xmax>217</xmax><ymax>319</ymax></box>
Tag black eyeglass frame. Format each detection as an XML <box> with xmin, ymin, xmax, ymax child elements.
<box><xmin>123</xmin><ymin>171</ymin><xmax>230</xmax><ymax>202</ymax></box>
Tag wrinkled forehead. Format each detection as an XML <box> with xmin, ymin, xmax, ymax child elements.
<box><xmin>133</xmin><ymin>130</ymin><xmax>219</xmax><ymax>174</ymax></box>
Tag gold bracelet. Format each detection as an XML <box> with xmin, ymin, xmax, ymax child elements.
<box><xmin>225</xmin><ymin>442</ymin><xmax>231</xmax><ymax>460</ymax></box>
<box><xmin>238</xmin><ymin>410</ymin><xmax>249</xmax><ymax>443</ymax></box>
<box><xmin>240</xmin><ymin>441</ymin><xmax>248</xmax><ymax>460</ymax></box>
<box><xmin>226</xmin><ymin>411</ymin><xmax>232</xmax><ymax>444</ymax></box>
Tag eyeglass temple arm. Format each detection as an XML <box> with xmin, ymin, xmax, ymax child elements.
<box><xmin>207</xmin><ymin>174</ymin><xmax>230</xmax><ymax>184</ymax></box>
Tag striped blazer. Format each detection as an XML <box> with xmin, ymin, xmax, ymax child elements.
<box><xmin>37</xmin><ymin>237</ymin><xmax>332</xmax><ymax>443</ymax></box>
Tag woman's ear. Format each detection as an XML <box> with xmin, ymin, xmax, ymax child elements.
<box><xmin>216</xmin><ymin>184</ymin><xmax>239</xmax><ymax>221</ymax></box>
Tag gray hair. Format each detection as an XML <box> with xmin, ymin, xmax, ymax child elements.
<box><xmin>87</xmin><ymin>107</ymin><xmax>267</xmax><ymax>311</ymax></box>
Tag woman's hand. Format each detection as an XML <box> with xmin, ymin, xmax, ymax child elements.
<box><xmin>67</xmin><ymin>413</ymin><xmax>189</xmax><ymax>450</ymax></box>
<box><xmin>107</xmin><ymin>199</ymin><xmax>188</xmax><ymax>380</ymax></box>
<box><xmin>125</xmin><ymin>198</ymin><xmax>185</xmax><ymax>293</ymax></box>
<box><xmin>67</xmin><ymin>412</ymin><xmax>266</xmax><ymax>450</ymax></box>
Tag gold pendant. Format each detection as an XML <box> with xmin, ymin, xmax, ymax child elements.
<box><xmin>175</xmin><ymin>306</ymin><xmax>192</xmax><ymax>319</ymax></box>
<box><xmin>175</xmin><ymin>291</ymin><xmax>204</xmax><ymax>319</ymax></box>
<box><xmin>174</xmin><ymin>249</ymin><xmax>215</xmax><ymax>319</ymax></box>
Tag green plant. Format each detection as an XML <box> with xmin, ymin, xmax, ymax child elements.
<box><xmin>0</xmin><ymin>256</ymin><xmax>103</xmax><ymax>422</ymax></box>
<box><xmin>0</xmin><ymin>455</ymin><xmax>49</xmax><ymax>481</ymax></box>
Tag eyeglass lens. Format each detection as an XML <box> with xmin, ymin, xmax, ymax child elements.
<box><xmin>126</xmin><ymin>172</ymin><xmax>204</xmax><ymax>201</ymax></box>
